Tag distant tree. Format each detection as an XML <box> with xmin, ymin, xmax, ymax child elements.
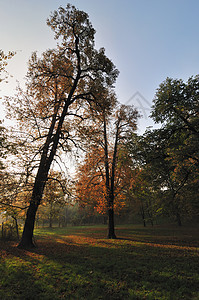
<box><xmin>128</xmin><ymin>168</ymin><xmax>156</xmax><ymax>227</ymax></box>
<box><xmin>5</xmin><ymin>5</ymin><xmax>118</xmax><ymax>248</ymax></box>
<box><xmin>38</xmin><ymin>171</ymin><xmax>70</xmax><ymax>228</ymax></box>
<box><xmin>0</xmin><ymin>172</ymin><xmax>30</xmax><ymax>239</ymax></box>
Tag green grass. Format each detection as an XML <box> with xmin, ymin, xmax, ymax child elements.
<box><xmin>0</xmin><ymin>224</ymin><xmax>198</xmax><ymax>299</ymax></box>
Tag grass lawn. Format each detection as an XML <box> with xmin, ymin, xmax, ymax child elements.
<box><xmin>0</xmin><ymin>224</ymin><xmax>198</xmax><ymax>299</ymax></box>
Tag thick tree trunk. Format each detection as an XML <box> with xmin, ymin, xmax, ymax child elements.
<box><xmin>18</xmin><ymin>172</ymin><xmax>48</xmax><ymax>248</ymax></box>
<box><xmin>107</xmin><ymin>206</ymin><xmax>116</xmax><ymax>239</ymax></box>
<box><xmin>17</xmin><ymin>98</ymin><xmax>70</xmax><ymax>248</ymax></box>
<box><xmin>17</xmin><ymin>201</ymin><xmax>38</xmax><ymax>248</ymax></box>
<box><xmin>49</xmin><ymin>215</ymin><xmax>53</xmax><ymax>228</ymax></box>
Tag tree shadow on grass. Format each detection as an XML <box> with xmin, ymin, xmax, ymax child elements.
<box><xmin>1</xmin><ymin>233</ymin><xmax>198</xmax><ymax>299</ymax></box>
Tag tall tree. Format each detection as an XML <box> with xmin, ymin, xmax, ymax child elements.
<box><xmin>129</xmin><ymin>75</ymin><xmax>199</xmax><ymax>225</ymax></box>
<box><xmin>5</xmin><ymin>5</ymin><xmax>118</xmax><ymax>248</ymax></box>
<box><xmin>76</xmin><ymin>104</ymin><xmax>139</xmax><ymax>238</ymax></box>
<box><xmin>151</xmin><ymin>76</ymin><xmax>199</xmax><ymax>223</ymax></box>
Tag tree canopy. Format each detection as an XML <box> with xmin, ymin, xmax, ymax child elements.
<box><xmin>129</xmin><ymin>75</ymin><xmax>199</xmax><ymax>225</ymax></box>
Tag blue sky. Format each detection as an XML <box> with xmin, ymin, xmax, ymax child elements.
<box><xmin>1</xmin><ymin>0</ymin><xmax>199</xmax><ymax>132</ymax></box>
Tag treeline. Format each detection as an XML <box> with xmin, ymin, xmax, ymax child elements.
<box><xmin>0</xmin><ymin>5</ymin><xmax>198</xmax><ymax>246</ymax></box>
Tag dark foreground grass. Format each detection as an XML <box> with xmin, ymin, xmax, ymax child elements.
<box><xmin>0</xmin><ymin>225</ymin><xmax>198</xmax><ymax>299</ymax></box>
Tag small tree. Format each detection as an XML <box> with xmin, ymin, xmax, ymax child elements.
<box><xmin>38</xmin><ymin>171</ymin><xmax>70</xmax><ymax>228</ymax></box>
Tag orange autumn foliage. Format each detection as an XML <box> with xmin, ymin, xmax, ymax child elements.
<box><xmin>76</xmin><ymin>147</ymin><xmax>134</xmax><ymax>215</ymax></box>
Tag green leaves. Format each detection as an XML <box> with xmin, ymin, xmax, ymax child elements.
<box><xmin>151</xmin><ymin>76</ymin><xmax>199</xmax><ymax>135</ymax></box>
<box><xmin>129</xmin><ymin>75</ymin><xmax>199</xmax><ymax>224</ymax></box>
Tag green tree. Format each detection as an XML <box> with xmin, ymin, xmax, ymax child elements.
<box><xmin>151</xmin><ymin>76</ymin><xmax>199</xmax><ymax>137</ymax></box>
<box><xmin>152</xmin><ymin>76</ymin><xmax>199</xmax><ymax>223</ymax></box>
<box><xmin>5</xmin><ymin>5</ymin><xmax>118</xmax><ymax>248</ymax></box>
<box><xmin>130</xmin><ymin>75</ymin><xmax>199</xmax><ymax>225</ymax></box>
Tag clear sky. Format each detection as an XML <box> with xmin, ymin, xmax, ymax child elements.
<box><xmin>1</xmin><ymin>0</ymin><xmax>199</xmax><ymax>133</ymax></box>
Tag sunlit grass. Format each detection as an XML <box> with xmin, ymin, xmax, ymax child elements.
<box><xmin>0</xmin><ymin>224</ymin><xmax>198</xmax><ymax>299</ymax></box>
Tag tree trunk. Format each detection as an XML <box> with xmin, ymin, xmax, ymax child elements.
<box><xmin>107</xmin><ymin>206</ymin><xmax>116</xmax><ymax>239</ymax></box>
<box><xmin>2</xmin><ymin>222</ymin><xmax>4</xmax><ymax>239</ymax></box>
<box><xmin>18</xmin><ymin>173</ymin><xmax>47</xmax><ymax>248</ymax></box>
<box><xmin>17</xmin><ymin>201</ymin><xmax>38</xmax><ymax>248</ymax></box>
<box><xmin>49</xmin><ymin>215</ymin><xmax>53</xmax><ymax>228</ymax></box>
<box><xmin>49</xmin><ymin>203</ymin><xmax>53</xmax><ymax>228</ymax></box>
<box><xmin>103</xmin><ymin>114</ymin><xmax>116</xmax><ymax>239</ymax></box>
<box><xmin>106</xmin><ymin>120</ymin><xmax>120</xmax><ymax>239</ymax></box>
<box><xmin>176</xmin><ymin>211</ymin><xmax>182</xmax><ymax>227</ymax></box>
<box><xmin>172</xmin><ymin>195</ymin><xmax>182</xmax><ymax>227</ymax></box>
<box><xmin>17</xmin><ymin>101</ymin><xmax>70</xmax><ymax>248</ymax></box>
<box><xmin>146</xmin><ymin>200</ymin><xmax>154</xmax><ymax>226</ymax></box>
<box><xmin>140</xmin><ymin>204</ymin><xmax>146</xmax><ymax>227</ymax></box>
<box><xmin>13</xmin><ymin>216</ymin><xmax>19</xmax><ymax>240</ymax></box>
